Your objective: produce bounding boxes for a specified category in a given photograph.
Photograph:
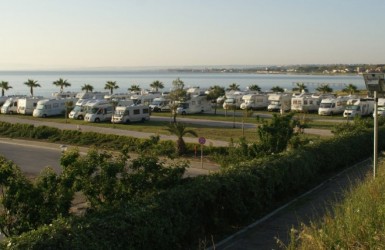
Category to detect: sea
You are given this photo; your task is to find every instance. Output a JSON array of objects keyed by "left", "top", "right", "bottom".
[{"left": 0, "top": 70, "right": 366, "bottom": 98}]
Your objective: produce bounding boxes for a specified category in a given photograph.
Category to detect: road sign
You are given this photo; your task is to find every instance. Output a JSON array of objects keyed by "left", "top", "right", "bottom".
[{"left": 198, "top": 137, "right": 206, "bottom": 145}]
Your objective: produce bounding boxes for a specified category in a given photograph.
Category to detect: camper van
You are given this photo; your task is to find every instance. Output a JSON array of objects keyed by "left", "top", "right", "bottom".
[
  {"left": 17, "top": 96, "right": 45, "bottom": 115},
  {"left": 240, "top": 93, "right": 269, "bottom": 110},
  {"left": 343, "top": 98, "right": 374, "bottom": 118},
  {"left": 267, "top": 93, "right": 292, "bottom": 112},
  {"left": 318, "top": 96, "right": 350, "bottom": 116},
  {"left": 291, "top": 93, "right": 333, "bottom": 113},
  {"left": 131, "top": 93, "right": 161, "bottom": 106},
  {"left": 84, "top": 100, "right": 114, "bottom": 123},
  {"left": 111, "top": 105, "right": 150, "bottom": 123},
  {"left": 33, "top": 98, "right": 76, "bottom": 118},
  {"left": 176, "top": 94, "right": 212, "bottom": 115},
  {"left": 1, "top": 96, "right": 23, "bottom": 114},
  {"left": 149, "top": 97, "right": 171, "bottom": 112},
  {"left": 69, "top": 99, "right": 95, "bottom": 120},
  {"left": 223, "top": 92, "right": 245, "bottom": 110}
]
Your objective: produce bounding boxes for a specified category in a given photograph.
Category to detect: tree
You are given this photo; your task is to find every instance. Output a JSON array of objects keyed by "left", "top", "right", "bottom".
[
  {"left": 0, "top": 81, "right": 12, "bottom": 96},
  {"left": 165, "top": 122, "right": 198, "bottom": 156},
  {"left": 24, "top": 79, "right": 41, "bottom": 96},
  {"left": 168, "top": 78, "right": 186, "bottom": 123},
  {"left": 227, "top": 83, "right": 240, "bottom": 91},
  {"left": 271, "top": 86, "right": 284, "bottom": 92},
  {"left": 292, "top": 82, "right": 308, "bottom": 93},
  {"left": 248, "top": 84, "right": 261, "bottom": 92},
  {"left": 52, "top": 78, "right": 71, "bottom": 93},
  {"left": 207, "top": 85, "right": 225, "bottom": 115},
  {"left": 316, "top": 83, "right": 333, "bottom": 94},
  {"left": 128, "top": 84, "right": 141, "bottom": 93},
  {"left": 81, "top": 84, "right": 94, "bottom": 93},
  {"left": 104, "top": 81, "right": 119, "bottom": 95},
  {"left": 342, "top": 84, "right": 358, "bottom": 95},
  {"left": 257, "top": 113, "right": 296, "bottom": 154},
  {"left": 150, "top": 80, "right": 164, "bottom": 92}
]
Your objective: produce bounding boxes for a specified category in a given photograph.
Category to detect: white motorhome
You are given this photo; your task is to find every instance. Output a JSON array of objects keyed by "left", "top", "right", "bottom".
[
  {"left": 240, "top": 93, "right": 269, "bottom": 110},
  {"left": 1, "top": 96, "right": 23, "bottom": 114},
  {"left": 75, "top": 91, "right": 108, "bottom": 100},
  {"left": 149, "top": 97, "right": 171, "bottom": 112},
  {"left": 33, "top": 98, "right": 77, "bottom": 118},
  {"left": 176, "top": 94, "right": 212, "bottom": 115},
  {"left": 222, "top": 91, "right": 245, "bottom": 110},
  {"left": 84, "top": 100, "right": 115, "bottom": 123},
  {"left": 111, "top": 105, "right": 150, "bottom": 123},
  {"left": 291, "top": 93, "right": 333, "bottom": 113},
  {"left": 69, "top": 99, "right": 94, "bottom": 120},
  {"left": 318, "top": 96, "right": 350, "bottom": 116},
  {"left": 343, "top": 98, "right": 374, "bottom": 118},
  {"left": 267, "top": 93, "right": 292, "bottom": 112},
  {"left": 374, "top": 98, "right": 385, "bottom": 117},
  {"left": 17, "top": 96, "right": 45, "bottom": 115},
  {"left": 131, "top": 93, "right": 161, "bottom": 106}
]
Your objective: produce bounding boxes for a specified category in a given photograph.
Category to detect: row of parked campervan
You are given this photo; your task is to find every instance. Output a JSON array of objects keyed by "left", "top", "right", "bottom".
[{"left": 219, "top": 91, "right": 382, "bottom": 118}]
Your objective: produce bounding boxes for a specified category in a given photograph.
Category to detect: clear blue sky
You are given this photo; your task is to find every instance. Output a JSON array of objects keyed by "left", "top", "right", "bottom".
[{"left": 1, "top": 0, "right": 384, "bottom": 70}]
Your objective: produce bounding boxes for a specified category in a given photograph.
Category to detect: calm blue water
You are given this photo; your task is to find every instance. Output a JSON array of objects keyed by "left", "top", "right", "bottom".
[{"left": 0, "top": 71, "right": 366, "bottom": 98}]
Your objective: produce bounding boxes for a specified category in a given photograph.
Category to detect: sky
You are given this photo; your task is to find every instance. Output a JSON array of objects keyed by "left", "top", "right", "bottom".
[{"left": 1, "top": 0, "right": 384, "bottom": 70}]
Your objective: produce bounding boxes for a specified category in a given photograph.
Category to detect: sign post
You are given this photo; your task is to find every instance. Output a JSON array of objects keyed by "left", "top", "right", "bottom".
[{"left": 198, "top": 137, "right": 206, "bottom": 168}]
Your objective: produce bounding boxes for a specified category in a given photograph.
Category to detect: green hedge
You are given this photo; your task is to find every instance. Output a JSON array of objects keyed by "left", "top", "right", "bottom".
[{"left": 4, "top": 127, "right": 385, "bottom": 249}]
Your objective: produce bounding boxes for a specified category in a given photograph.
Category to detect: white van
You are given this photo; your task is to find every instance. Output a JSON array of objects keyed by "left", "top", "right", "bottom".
[
  {"left": 84, "top": 100, "right": 114, "bottom": 123},
  {"left": 17, "top": 96, "right": 45, "bottom": 115},
  {"left": 1, "top": 97, "right": 22, "bottom": 114},
  {"left": 111, "top": 105, "right": 150, "bottom": 123},
  {"left": 33, "top": 98, "right": 77, "bottom": 118}
]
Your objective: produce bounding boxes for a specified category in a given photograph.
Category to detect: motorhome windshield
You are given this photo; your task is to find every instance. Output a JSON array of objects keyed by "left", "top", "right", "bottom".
[
  {"left": 345, "top": 105, "right": 359, "bottom": 111},
  {"left": 89, "top": 107, "right": 100, "bottom": 114},
  {"left": 73, "top": 105, "right": 83, "bottom": 112},
  {"left": 320, "top": 103, "right": 332, "bottom": 108},
  {"left": 36, "top": 104, "right": 45, "bottom": 110}
]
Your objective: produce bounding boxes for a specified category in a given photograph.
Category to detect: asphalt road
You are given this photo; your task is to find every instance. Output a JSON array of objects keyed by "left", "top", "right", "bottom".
[{"left": 0, "top": 138, "right": 218, "bottom": 178}]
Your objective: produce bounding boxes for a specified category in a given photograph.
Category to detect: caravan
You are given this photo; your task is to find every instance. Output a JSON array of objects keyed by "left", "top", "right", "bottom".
[
  {"left": 17, "top": 96, "right": 45, "bottom": 115},
  {"left": 33, "top": 98, "right": 76, "bottom": 117},
  {"left": 84, "top": 100, "right": 114, "bottom": 123},
  {"left": 1, "top": 96, "right": 26, "bottom": 114},
  {"left": 176, "top": 94, "right": 211, "bottom": 115},
  {"left": 223, "top": 91, "right": 245, "bottom": 110},
  {"left": 318, "top": 96, "right": 350, "bottom": 116},
  {"left": 240, "top": 93, "right": 269, "bottom": 110},
  {"left": 111, "top": 105, "right": 150, "bottom": 123},
  {"left": 149, "top": 97, "right": 171, "bottom": 112},
  {"left": 343, "top": 98, "right": 374, "bottom": 118},
  {"left": 291, "top": 93, "right": 333, "bottom": 113},
  {"left": 267, "top": 93, "right": 292, "bottom": 112}
]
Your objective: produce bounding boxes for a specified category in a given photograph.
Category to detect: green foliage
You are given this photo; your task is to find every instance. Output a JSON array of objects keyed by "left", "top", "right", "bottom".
[
  {"left": 257, "top": 113, "right": 296, "bottom": 154},
  {"left": 165, "top": 122, "right": 198, "bottom": 156},
  {"left": 5, "top": 128, "right": 385, "bottom": 249},
  {"left": 0, "top": 156, "right": 73, "bottom": 237}
]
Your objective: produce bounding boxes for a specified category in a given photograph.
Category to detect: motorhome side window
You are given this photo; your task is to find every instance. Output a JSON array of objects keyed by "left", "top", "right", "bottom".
[
  {"left": 134, "top": 109, "right": 140, "bottom": 115},
  {"left": 143, "top": 108, "right": 149, "bottom": 114}
]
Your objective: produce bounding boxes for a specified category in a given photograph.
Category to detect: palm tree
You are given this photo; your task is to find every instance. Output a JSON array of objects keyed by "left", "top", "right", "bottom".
[
  {"left": 227, "top": 83, "right": 240, "bottom": 91},
  {"left": 342, "top": 84, "right": 358, "bottom": 95},
  {"left": 52, "top": 78, "right": 71, "bottom": 93},
  {"left": 292, "top": 82, "right": 308, "bottom": 93},
  {"left": 0, "top": 81, "right": 12, "bottom": 96},
  {"left": 248, "top": 84, "right": 261, "bottom": 92},
  {"left": 271, "top": 86, "right": 284, "bottom": 93},
  {"left": 81, "top": 84, "right": 94, "bottom": 93},
  {"left": 316, "top": 84, "right": 333, "bottom": 94},
  {"left": 165, "top": 122, "right": 198, "bottom": 156},
  {"left": 104, "top": 81, "right": 119, "bottom": 95},
  {"left": 150, "top": 80, "right": 164, "bottom": 92},
  {"left": 128, "top": 84, "right": 141, "bottom": 93},
  {"left": 24, "top": 79, "right": 41, "bottom": 96}
]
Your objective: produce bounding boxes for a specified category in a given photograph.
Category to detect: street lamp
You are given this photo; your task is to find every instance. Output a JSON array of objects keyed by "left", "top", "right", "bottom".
[{"left": 363, "top": 73, "right": 385, "bottom": 178}]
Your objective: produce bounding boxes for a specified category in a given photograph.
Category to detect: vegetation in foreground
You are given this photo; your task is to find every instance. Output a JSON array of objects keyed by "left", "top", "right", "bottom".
[{"left": 283, "top": 158, "right": 385, "bottom": 249}]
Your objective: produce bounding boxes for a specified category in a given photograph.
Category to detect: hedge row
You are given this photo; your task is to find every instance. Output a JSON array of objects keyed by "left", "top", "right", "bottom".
[
  {"left": 0, "top": 122, "right": 225, "bottom": 157},
  {"left": 5, "top": 127, "right": 385, "bottom": 249}
]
